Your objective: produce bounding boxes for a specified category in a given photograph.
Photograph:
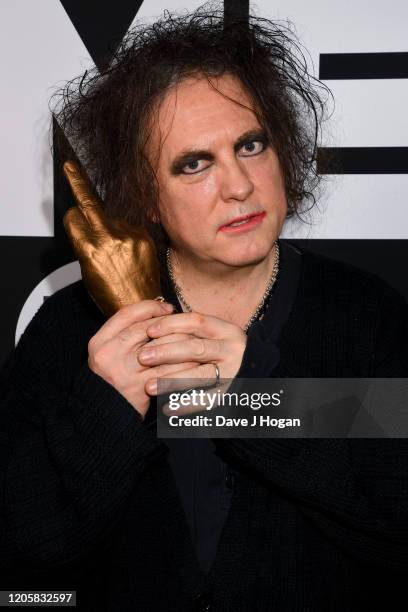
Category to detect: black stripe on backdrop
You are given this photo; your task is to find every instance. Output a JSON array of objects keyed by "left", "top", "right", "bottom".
[
  {"left": 317, "top": 148, "right": 408, "bottom": 174},
  {"left": 224, "top": 0, "right": 249, "bottom": 23},
  {"left": 287, "top": 240, "right": 408, "bottom": 304},
  {"left": 320, "top": 52, "right": 408, "bottom": 80},
  {"left": 59, "top": 0, "right": 142, "bottom": 70}
]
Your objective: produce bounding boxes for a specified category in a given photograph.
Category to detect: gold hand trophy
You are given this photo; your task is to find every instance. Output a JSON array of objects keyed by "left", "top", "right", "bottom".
[{"left": 62, "top": 161, "right": 163, "bottom": 317}]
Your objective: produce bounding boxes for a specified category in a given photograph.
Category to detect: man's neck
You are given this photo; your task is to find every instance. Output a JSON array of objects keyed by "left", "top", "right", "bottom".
[{"left": 169, "top": 244, "right": 278, "bottom": 327}]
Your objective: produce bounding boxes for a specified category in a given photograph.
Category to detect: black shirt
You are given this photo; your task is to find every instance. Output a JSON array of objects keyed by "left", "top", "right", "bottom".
[
  {"left": 161, "top": 240, "right": 302, "bottom": 573},
  {"left": 2, "top": 243, "right": 408, "bottom": 610}
]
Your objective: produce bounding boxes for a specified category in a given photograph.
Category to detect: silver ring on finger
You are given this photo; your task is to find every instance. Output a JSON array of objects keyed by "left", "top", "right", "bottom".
[{"left": 212, "top": 362, "right": 220, "bottom": 387}]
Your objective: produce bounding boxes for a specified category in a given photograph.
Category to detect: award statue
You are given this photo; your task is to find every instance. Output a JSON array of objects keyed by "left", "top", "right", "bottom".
[{"left": 62, "top": 161, "right": 163, "bottom": 317}]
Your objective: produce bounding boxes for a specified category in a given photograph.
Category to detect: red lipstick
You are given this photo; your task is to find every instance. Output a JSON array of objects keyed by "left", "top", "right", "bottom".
[{"left": 218, "top": 211, "right": 266, "bottom": 233}]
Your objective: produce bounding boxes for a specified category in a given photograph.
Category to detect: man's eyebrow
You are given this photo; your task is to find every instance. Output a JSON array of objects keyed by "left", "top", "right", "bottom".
[{"left": 169, "top": 128, "right": 268, "bottom": 175}]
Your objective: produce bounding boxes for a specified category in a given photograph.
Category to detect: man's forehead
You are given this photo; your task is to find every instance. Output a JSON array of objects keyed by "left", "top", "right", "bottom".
[{"left": 154, "top": 74, "right": 260, "bottom": 155}]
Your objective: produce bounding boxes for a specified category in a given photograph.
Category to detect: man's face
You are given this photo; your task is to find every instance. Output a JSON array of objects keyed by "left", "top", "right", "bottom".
[{"left": 150, "top": 74, "right": 288, "bottom": 269}]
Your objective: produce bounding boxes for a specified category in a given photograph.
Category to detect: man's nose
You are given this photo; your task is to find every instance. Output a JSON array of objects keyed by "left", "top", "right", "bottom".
[{"left": 219, "top": 157, "right": 255, "bottom": 202}]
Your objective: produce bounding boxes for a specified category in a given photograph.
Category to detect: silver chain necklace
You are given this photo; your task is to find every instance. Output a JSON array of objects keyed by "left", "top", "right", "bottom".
[{"left": 166, "top": 241, "right": 280, "bottom": 334}]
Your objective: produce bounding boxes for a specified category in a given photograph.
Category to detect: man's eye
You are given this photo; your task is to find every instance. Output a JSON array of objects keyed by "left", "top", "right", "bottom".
[
  {"left": 239, "top": 140, "right": 266, "bottom": 156},
  {"left": 182, "top": 160, "right": 210, "bottom": 174}
]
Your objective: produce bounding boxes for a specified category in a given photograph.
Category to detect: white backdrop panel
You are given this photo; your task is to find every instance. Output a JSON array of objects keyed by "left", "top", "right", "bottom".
[{"left": 1, "top": 0, "right": 91, "bottom": 237}]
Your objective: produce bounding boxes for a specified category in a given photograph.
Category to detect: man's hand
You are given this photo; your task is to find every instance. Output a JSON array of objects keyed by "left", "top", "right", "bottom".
[
  {"left": 63, "top": 161, "right": 161, "bottom": 317},
  {"left": 87, "top": 300, "right": 197, "bottom": 418},
  {"left": 138, "top": 312, "right": 247, "bottom": 396}
]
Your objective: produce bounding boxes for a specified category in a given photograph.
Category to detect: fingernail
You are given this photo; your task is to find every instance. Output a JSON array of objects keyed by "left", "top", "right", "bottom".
[
  {"left": 162, "top": 302, "right": 174, "bottom": 312},
  {"left": 147, "top": 380, "right": 157, "bottom": 394},
  {"left": 139, "top": 348, "right": 155, "bottom": 362}
]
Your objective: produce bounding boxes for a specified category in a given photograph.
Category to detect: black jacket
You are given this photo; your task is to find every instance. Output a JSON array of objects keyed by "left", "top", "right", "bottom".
[{"left": 1, "top": 242, "right": 408, "bottom": 611}]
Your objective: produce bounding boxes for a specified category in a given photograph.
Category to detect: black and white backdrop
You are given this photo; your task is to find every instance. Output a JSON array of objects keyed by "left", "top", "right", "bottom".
[{"left": 1, "top": 0, "right": 407, "bottom": 369}]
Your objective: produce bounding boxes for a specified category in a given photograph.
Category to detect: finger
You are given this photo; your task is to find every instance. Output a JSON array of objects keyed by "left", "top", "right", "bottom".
[
  {"left": 148, "top": 363, "right": 218, "bottom": 395},
  {"left": 90, "top": 301, "right": 175, "bottom": 347},
  {"left": 148, "top": 333, "right": 195, "bottom": 347},
  {"left": 134, "top": 333, "right": 196, "bottom": 367},
  {"left": 146, "top": 312, "right": 237, "bottom": 340},
  {"left": 124, "top": 333, "right": 196, "bottom": 368},
  {"left": 144, "top": 362, "right": 198, "bottom": 395},
  {"left": 138, "top": 337, "right": 223, "bottom": 366},
  {"left": 120, "top": 330, "right": 192, "bottom": 353},
  {"left": 63, "top": 161, "right": 106, "bottom": 232}
]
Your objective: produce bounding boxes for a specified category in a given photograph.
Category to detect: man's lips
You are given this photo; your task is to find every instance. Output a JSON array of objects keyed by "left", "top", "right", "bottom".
[{"left": 218, "top": 211, "right": 266, "bottom": 233}]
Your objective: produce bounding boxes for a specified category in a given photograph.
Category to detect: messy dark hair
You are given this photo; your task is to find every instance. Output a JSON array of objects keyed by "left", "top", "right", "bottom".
[{"left": 52, "top": 4, "right": 332, "bottom": 252}]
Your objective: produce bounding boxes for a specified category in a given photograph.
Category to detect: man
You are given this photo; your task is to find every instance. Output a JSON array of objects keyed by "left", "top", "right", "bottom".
[{"left": 1, "top": 6, "right": 408, "bottom": 611}]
